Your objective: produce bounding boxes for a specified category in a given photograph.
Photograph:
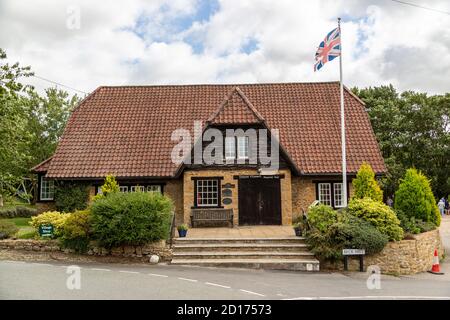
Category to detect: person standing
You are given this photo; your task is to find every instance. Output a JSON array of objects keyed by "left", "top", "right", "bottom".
[{"left": 438, "top": 198, "right": 445, "bottom": 217}]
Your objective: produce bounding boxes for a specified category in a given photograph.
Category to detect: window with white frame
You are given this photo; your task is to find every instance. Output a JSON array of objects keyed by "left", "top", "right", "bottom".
[
  {"left": 333, "top": 183, "right": 344, "bottom": 208},
  {"left": 196, "top": 179, "right": 219, "bottom": 207},
  {"left": 146, "top": 185, "right": 162, "bottom": 193},
  {"left": 237, "top": 136, "right": 249, "bottom": 159},
  {"left": 40, "top": 177, "right": 54, "bottom": 201},
  {"left": 318, "top": 183, "right": 332, "bottom": 206},
  {"left": 225, "top": 136, "right": 236, "bottom": 160},
  {"left": 130, "top": 186, "right": 145, "bottom": 192},
  {"left": 119, "top": 186, "right": 129, "bottom": 193}
]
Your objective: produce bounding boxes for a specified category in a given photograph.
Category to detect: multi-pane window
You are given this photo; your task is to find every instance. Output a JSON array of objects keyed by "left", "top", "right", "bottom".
[
  {"left": 146, "top": 185, "right": 162, "bottom": 193},
  {"left": 40, "top": 178, "right": 54, "bottom": 201},
  {"left": 333, "top": 183, "right": 343, "bottom": 208},
  {"left": 318, "top": 183, "right": 332, "bottom": 206},
  {"left": 130, "top": 186, "right": 145, "bottom": 192},
  {"left": 225, "top": 137, "right": 236, "bottom": 160},
  {"left": 196, "top": 179, "right": 219, "bottom": 207},
  {"left": 237, "top": 136, "right": 249, "bottom": 159},
  {"left": 119, "top": 186, "right": 129, "bottom": 193}
]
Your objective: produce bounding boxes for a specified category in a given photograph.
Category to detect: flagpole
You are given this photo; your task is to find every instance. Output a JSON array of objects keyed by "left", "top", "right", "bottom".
[{"left": 338, "top": 17, "right": 348, "bottom": 207}]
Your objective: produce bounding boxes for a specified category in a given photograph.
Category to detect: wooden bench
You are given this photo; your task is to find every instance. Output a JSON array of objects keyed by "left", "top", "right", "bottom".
[{"left": 190, "top": 208, "right": 234, "bottom": 228}]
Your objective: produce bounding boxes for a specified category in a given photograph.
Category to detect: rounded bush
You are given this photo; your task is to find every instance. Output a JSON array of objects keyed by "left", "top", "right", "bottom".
[
  {"left": 307, "top": 204, "right": 338, "bottom": 233},
  {"left": 0, "top": 220, "right": 19, "bottom": 239},
  {"left": 395, "top": 168, "right": 441, "bottom": 226},
  {"left": 60, "top": 210, "right": 91, "bottom": 253},
  {"left": 91, "top": 191, "right": 173, "bottom": 248},
  {"left": 305, "top": 213, "right": 387, "bottom": 261},
  {"left": 30, "top": 211, "right": 68, "bottom": 237},
  {"left": 347, "top": 198, "right": 404, "bottom": 241}
]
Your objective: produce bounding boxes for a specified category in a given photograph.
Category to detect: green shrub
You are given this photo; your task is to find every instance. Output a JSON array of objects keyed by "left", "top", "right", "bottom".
[
  {"left": 347, "top": 198, "right": 404, "bottom": 241},
  {"left": 30, "top": 211, "right": 69, "bottom": 237},
  {"left": 0, "top": 206, "right": 37, "bottom": 218},
  {"left": 306, "top": 213, "right": 387, "bottom": 261},
  {"left": 92, "top": 174, "right": 120, "bottom": 201},
  {"left": 55, "top": 181, "right": 90, "bottom": 213},
  {"left": 337, "top": 213, "right": 388, "bottom": 255},
  {"left": 307, "top": 204, "right": 338, "bottom": 233},
  {"left": 394, "top": 168, "right": 441, "bottom": 226},
  {"left": 0, "top": 220, "right": 19, "bottom": 239},
  {"left": 397, "top": 210, "right": 421, "bottom": 234},
  {"left": 60, "top": 210, "right": 91, "bottom": 253},
  {"left": 91, "top": 191, "right": 173, "bottom": 248},
  {"left": 352, "top": 163, "right": 383, "bottom": 202}
]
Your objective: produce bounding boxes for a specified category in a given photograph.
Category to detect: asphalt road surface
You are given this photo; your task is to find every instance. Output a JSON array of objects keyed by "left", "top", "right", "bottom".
[{"left": 1, "top": 259, "right": 449, "bottom": 300}]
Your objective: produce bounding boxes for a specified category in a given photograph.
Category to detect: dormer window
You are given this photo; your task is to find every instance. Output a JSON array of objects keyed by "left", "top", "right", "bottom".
[
  {"left": 237, "top": 136, "right": 249, "bottom": 159},
  {"left": 225, "top": 136, "right": 236, "bottom": 160}
]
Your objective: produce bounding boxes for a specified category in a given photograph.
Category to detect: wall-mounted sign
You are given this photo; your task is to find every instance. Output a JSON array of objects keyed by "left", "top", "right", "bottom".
[
  {"left": 222, "top": 198, "right": 232, "bottom": 205},
  {"left": 222, "top": 189, "right": 232, "bottom": 197}
]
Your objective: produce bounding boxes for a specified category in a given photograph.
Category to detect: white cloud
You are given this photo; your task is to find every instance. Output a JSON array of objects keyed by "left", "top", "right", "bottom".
[{"left": 1, "top": 0, "right": 449, "bottom": 95}]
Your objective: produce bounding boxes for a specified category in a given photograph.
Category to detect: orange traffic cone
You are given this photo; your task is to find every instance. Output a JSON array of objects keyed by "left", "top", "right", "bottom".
[{"left": 428, "top": 249, "right": 444, "bottom": 275}]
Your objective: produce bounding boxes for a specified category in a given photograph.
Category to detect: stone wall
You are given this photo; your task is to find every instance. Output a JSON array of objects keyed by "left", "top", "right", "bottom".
[
  {"left": 0, "top": 239, "right": 173, "bottom": 262},
  {"left": 35, "top": 202, "right": 56, "bottom": 214},
  {"left": 183, "top": 168, "right": 293, "bottom": 226},
  {"left": 322, "top": 229, "right": 444, "bottom": 275}
]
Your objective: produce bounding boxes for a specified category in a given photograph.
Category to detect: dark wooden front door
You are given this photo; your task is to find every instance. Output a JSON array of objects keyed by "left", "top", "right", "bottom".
[{"left": 238, "top": 176, "right": 282, "bottom": 225}]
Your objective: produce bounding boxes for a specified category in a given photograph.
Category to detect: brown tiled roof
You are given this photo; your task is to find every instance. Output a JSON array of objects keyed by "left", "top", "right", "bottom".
[
  {"left": 208, "top": 87, "right": 264, "bottom": 125},
  {"left": 31, "top": 157, "right": 52, "bottom": 173},
  {"left": 45, "top": 82, "right": 386, "bottom": 178}
]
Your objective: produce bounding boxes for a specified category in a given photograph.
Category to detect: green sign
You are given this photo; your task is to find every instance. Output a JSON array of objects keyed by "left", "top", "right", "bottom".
[{"left": 39, "top": 224, "right": 54, "bottom": 237}]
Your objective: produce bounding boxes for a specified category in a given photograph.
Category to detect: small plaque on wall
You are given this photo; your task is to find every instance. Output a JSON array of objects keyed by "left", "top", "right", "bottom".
[
  {"left": 222, "top": 198, "right": 232, "bottom": 205},
  {"left": 222, "top": 189, "right": 232, "bottom": 197},
  {"left": 222, "top": 183, "right": 235, "bottom": 188}
]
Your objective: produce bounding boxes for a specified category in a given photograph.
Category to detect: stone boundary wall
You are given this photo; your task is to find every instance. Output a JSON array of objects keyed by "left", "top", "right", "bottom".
[
  {"left": 0, "top": 239, "right": 173, "bottom": 262},
  {"left": 323, "top": 229, "right": 444, "bottom": 275}
]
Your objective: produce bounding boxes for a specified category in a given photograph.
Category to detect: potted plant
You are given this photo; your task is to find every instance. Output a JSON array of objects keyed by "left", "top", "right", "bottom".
[
  {"left": 177, "top": 224, "right": 189, "bottom": 238},
  {"left": 292, "top": 222, "right": 302, "bottom": 237}
]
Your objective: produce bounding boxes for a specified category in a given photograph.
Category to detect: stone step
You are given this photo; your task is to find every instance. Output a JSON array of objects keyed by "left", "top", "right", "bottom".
[
  {"left": 172, "top": 243, "right": 310, "bottom": 252},
  {"left": 173, "top": 237, "right": 306, "bottom": 245},
  {"left": 172, "top": 251, "right": 315, "bottom": 260},
  {"left": 170, "top": 258, "right": 320, "bottom": 271}
]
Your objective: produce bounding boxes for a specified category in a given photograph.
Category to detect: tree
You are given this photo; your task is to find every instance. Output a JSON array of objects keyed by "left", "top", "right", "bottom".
[
  {"left": 352, "top": 163, "right": 383, "bottom": 202},
  {"left": 394, "top": 168, "right": 441, "bottom": 226},
  {"left": 0, "top": 49, "right": 33, "bottom": 202},
  {"left": 353, "top": 86, "right": 450, "bottom": 198},
  {"left": 93, "top": 175, "right": 120, "bottom": 201},
  {"left": 0, "top": 48, "right": 81, "bottom": 205}
]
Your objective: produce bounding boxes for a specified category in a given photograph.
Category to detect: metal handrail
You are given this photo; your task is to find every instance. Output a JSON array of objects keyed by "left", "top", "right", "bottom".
[{"left": 168, "top": 211, "right": 176, "bottom": 249}]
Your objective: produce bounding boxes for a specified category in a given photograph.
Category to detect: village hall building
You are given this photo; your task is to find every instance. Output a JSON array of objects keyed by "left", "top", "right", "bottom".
[{"left": 31, "top": 82, "right": 386, "bottom": 227}]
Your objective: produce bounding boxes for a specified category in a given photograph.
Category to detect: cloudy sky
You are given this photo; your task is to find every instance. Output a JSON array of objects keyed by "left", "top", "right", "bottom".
[{"left": 1, "top": 0, "right": 449, "bottom": 96}]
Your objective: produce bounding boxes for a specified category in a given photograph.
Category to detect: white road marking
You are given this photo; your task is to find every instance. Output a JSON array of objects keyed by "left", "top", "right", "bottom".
[
  {"left": 284, "top": 296, "right": 450, "bottom": 300},
  {"left": 148, "top": 273, "right": 169, "bottom": 278},
  {"left": 119, "top": 270, "right": 139, "bottom": 274},
  {"left": 239, "top": 289, "right": 266, "bottom": 297},
  {"left": 31, "top": 263, "right": 53, "bottom": 267},
  {"left": 178, "top": 277, "right": 198, "bottom": 282},
  {"left": 2, "top": 260, "right": 25, "bottom": 264},
  {"left": 205, "top": 282, "right": 231, "bottom": 289},
  {"left": 91, "top": 268, "right": 111, "bottom": 272}
]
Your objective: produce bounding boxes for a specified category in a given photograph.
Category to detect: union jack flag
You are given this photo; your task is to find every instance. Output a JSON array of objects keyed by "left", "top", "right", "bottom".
[{"left": 314, "top": 27, "right": 341, "bottom": 71}]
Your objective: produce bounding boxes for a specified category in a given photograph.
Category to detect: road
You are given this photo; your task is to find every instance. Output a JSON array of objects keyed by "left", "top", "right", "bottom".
[{"left": 1, "top": 259, "right": 449, "bottom": 300}]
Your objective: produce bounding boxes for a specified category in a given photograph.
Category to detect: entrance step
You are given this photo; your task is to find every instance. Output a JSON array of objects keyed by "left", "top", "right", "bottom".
[
  {"left": 171, "top": 237, "right": 319, "bottom": 271},
  {"left": 173, "top": 237, "right": 306, "bottom": 245},
  {"left": 172, "top": 251, "right": 315, "bottom": 260},
  {"left": 172, "top": 243, "right": 310, "bottom": 252},
  {"left": 170, "top": 258, "right": 320, "bottom": 271}
]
